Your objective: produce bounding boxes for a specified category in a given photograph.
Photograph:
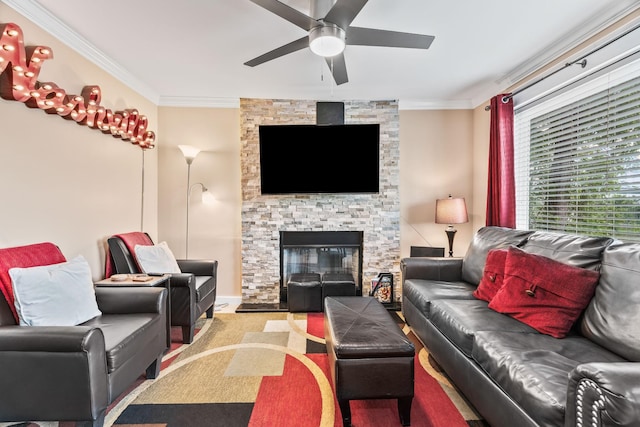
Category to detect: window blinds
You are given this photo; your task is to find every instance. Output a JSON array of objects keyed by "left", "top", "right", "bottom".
[{"left": 514, "top": 59, "right": 640, "bottom": 242}]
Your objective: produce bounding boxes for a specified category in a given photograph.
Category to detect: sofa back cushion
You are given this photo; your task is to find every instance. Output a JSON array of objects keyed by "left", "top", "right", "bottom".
[
  {"left": 461, "top": 227, "right": 534, "bottom": 286},
  {"left": 581, "top": 242, "right": 640, "bottom": 361},
  {"left": 520, "top": 230, "right": 613, "bottom": 270}
]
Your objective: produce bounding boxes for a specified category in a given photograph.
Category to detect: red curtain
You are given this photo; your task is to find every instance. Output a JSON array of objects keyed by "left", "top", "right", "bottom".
[{"left": 486, "top": 94, "right": 516, "bottom": 228}]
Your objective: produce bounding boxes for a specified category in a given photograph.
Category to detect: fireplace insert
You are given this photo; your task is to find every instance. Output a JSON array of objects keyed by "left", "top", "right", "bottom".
[{"left": 279, "top": 231, "right": 363, "bottom": 303}]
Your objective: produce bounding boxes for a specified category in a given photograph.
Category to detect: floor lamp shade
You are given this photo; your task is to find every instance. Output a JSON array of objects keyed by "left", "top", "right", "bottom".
[
  {"left": 435, "top": 195, "right": 468, "bottom": 257},
  {"left": 178, "top": 145, "right": 201, "bottom": 164}
]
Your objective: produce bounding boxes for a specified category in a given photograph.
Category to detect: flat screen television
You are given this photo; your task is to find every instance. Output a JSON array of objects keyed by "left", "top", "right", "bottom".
[{"left": 259, "top": 124, "right": 380, "bottom": 195}]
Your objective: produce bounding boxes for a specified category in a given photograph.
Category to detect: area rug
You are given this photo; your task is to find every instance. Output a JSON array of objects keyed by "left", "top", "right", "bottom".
[{"left": 3, "top": 311, "right": 487, "bottom": 427}]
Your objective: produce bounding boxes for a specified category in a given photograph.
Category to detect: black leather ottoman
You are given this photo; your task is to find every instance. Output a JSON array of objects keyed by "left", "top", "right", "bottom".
[
  {"left": 324, "top": 296, "right": 415, "bottom": 427},
  {"left": 321, "top": 273, "right": 356, "bottom": 303},
  {"left": 287, "top": 273, "right": 322, "bottom": 312}
]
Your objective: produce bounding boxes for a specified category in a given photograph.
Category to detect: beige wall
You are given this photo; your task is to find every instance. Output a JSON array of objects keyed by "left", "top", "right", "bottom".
[
  {"left": 157, "top": 107, "right": 241, "bottom": 302},
  {"left": 0, "top": 6, "right": 159, "bottom": 279},
  {"left": 472, "top": 103, "right": 491, "bottom": 231},
  {"left": 399, "top": 109, "right": 477, "bottom": 258}
]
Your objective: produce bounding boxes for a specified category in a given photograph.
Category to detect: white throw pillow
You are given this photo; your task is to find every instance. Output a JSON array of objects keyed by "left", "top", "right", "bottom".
[
  {"left": 134, "top": 241, "right": 181, "bottom": 274},
  {"left": 10, "top": 255, "right": 102, "bottom": 326}
]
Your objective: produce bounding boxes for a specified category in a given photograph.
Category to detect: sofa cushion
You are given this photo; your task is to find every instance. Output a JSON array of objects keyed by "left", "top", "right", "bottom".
[
  {"left": 472, "top": 330, "right": 625, "bottom": 427},
  {"left": 461, "top": 227, "right": 534, "bottom": 286},
  {"left": 10, "top": 255, "right": 102, "bottom": 326},
  {"left": 429, "top": 299, "right": 537, "bottom": 357},
  {"left": 83, "top": 313, "right": 162, "bottom": 373},
  {"left": 472, "top": 248, "right": 508, "bottom": 302},
  {"left": 520, "top": 230, "right": 613, "bottom": 270},
  {"left": 488, "top": 247, "right": 600, "bottom": 338},
  {"left": 402, "top": 278, "right": 475, "bottom": 318},
  {"left": 581, "top": 242, "right": 640, "bottom": 361}
]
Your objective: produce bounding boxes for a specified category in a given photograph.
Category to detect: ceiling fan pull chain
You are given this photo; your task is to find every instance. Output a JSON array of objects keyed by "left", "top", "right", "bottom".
[{"left": 330, "top": 57, "right": 335, "bottom": 96}]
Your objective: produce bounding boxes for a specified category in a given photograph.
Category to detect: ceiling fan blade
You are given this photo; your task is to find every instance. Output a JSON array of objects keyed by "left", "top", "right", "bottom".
[
  {"left": 325, "top": 53, "right": 348, "bottom": 85},
  {"left": 244, "top": 36, "right": 309, "bottom": 67},
  {"left": 250, "top": 0, "right": 317, "bottom": 30},
  {"left": 324, "top": 0, "right": 369, "bottom": 30},
  {"left": 346, "top": 26, "right": 434, "bottom": 49}
]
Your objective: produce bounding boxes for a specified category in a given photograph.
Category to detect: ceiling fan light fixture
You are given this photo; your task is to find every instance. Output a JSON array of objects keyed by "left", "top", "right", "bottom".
[{"left": 309, "top": 25, "right": 346, "bottom": 57}]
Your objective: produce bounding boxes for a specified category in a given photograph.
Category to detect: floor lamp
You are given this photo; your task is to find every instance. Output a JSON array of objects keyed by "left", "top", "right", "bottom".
[
  {"left": 435, "top": 195, "right": 469, "bottom": 257},
  {"left": 140, "top": 148, "right": 146, "bottom": 231},
  {"left": 178, "top": 144, "right": 201, "bottom": 259}
]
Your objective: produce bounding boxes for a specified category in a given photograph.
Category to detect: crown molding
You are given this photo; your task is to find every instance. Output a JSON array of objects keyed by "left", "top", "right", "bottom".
[
  {"left": 158, "top": 96, "right": 241, "bottom": 109},
  {"left": 399, "top": 99, "right": 473, "bottom": 110},
  {"left": 160, "top": 97, "right": 470, "bottom": 110},
  {"left": 2, "top": 0, "right": 160, "bottom": 104}
]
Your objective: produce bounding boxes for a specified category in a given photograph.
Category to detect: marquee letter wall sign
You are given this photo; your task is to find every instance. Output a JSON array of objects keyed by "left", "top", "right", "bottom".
[{"left": 0, "top": 22, "right": 155, "bottom": 149}]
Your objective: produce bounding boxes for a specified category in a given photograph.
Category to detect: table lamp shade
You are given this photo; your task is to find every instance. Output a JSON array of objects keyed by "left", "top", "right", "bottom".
[{"left": 435, "top": 197, "right": 468, "bottom": 224}]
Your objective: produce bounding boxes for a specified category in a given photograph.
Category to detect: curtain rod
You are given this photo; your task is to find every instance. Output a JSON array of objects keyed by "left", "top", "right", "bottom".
[{"left": 501, "top": 21, "right": 640, "bottom": 104}]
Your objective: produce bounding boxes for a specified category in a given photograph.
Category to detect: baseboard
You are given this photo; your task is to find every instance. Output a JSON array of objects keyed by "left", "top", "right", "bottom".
[{"left": 214, "top": 295, "right": 242, "bottom": 311}]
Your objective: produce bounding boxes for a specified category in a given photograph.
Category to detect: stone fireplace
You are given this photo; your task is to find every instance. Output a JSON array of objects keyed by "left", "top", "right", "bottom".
[{"left": 239, "top": 98, "right": 400, "bottom": 307}]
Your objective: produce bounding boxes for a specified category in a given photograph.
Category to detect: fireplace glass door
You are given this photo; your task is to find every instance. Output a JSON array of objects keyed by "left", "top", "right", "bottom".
[{"left": 279, "top": 231, "right": 363, "bottom": 302}]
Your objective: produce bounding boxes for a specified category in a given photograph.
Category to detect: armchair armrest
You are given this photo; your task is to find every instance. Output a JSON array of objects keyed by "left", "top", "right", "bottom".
[
  {"left": 177, "top": 259, "right": 218, "bottom": 277},
  {"left": 401, "top": 257, "right": 463, "bottom": 282},
  {"left": 95, "top": 286, "right": 167, "bottom": 314},
  {"left": 167, "top": 272, "right": 196, "bottom": 289},
  {"left": 0, "top": 325, "right": 109, "bottom": 421},
  {"left": 0, "top": 325, "right": 104, "bottom": 352},
  {"left": 566, "top": 362, "right": 640, "bottom": 427}
]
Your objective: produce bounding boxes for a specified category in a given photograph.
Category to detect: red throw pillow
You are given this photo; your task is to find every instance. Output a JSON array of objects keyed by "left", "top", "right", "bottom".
[
  {"left": 473, "top": 248, "right": 508, "bottom": 302},
  {"left": 488, "top": 246, "right": 600, "bottom": 338}
]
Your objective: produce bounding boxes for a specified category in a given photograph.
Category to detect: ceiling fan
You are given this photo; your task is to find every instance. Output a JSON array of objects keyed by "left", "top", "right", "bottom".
[{"left": 244, "top": 0, "right": 435, "bottom": 85}]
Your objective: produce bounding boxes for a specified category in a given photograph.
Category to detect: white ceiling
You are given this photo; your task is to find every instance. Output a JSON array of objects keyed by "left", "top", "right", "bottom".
[{"left": 6, "top": 0, "right": 640, "bottom": 108}]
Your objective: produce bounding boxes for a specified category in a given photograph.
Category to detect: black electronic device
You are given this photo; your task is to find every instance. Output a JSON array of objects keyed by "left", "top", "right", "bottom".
[
  {"left": 259, "top": 123, "right": 380, "bottom": 195},
  {"left": 317, "top": 102, "right": 344, "bottom": 125}
]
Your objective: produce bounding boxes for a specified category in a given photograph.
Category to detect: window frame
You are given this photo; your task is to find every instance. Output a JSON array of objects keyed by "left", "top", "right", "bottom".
[{"left": 514, "top": 58, "right": 640, "bottom": 241}]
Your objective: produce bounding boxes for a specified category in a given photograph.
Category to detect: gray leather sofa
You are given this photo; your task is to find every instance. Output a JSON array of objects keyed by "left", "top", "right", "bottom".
[
  {"left": 402, "top": 226, "right": 640, "bottom": 427},
  {"left": 0, "top": 285, "right": 168, "bottom": 427}
]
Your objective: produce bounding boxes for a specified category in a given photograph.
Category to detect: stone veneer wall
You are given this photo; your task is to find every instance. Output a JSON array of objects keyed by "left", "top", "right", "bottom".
[{"left": 240, "top": 98, "right": 400, "bottom": 304}]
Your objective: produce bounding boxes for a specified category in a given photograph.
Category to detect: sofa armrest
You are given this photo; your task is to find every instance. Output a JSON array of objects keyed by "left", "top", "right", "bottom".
[
  {"left": 0, "top": 325, "right": 109, "bottom": 420},
  {"left": 95, "top": 286, "right": 167, "bottom": 314},
  {"left": 566, "top": 362, "right": 640, "bottom": 427},
  {"left": 177, "top": 259, "right": 218, "bottom": 277},
  {"left": 400, "top": 257, "right": 463, "bottom": 282}
]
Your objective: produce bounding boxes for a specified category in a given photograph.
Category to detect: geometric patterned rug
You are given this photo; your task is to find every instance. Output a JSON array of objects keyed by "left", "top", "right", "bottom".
[{"left": 2, "top": 310, "right": 488, "bottom": 427}]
